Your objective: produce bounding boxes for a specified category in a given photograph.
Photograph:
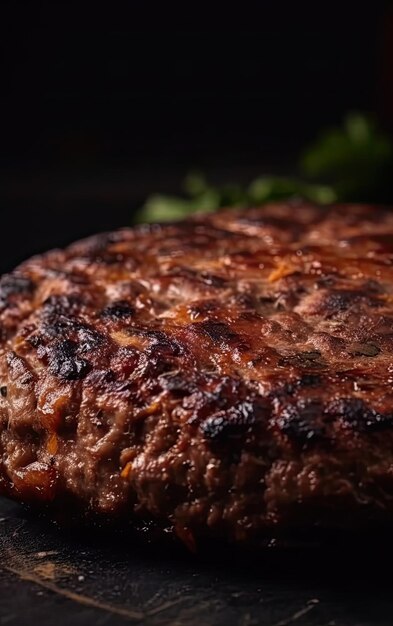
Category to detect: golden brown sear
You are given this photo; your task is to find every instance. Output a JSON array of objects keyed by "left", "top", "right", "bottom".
[{"left": 2, "top": 202, "right": 393, "bottom": 545}]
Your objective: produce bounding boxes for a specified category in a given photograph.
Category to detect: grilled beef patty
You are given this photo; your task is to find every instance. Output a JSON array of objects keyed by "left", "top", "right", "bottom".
[{"left": 2, "top": 202, "right": 393, "bottom": 545}]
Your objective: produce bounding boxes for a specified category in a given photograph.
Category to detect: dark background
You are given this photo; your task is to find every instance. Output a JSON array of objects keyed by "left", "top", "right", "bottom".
[{"left": 1, "top": 3, "right": 392, "bottom": 273}]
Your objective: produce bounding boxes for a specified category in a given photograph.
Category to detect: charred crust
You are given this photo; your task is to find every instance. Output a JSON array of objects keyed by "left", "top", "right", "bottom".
[
  {"left": 325, "top": 398, "right": 393, "bottom": 433},
  {"left": 38, "top": 295, "right": 106, "bottom": 351},
  {"left": 200, "top": 400, "right": 267, "bottom": 443},
  {"left": 308, "top": 289, "right": 381, "bottom": 318},
  {"left": 321, "top": 291, "right": 355, "bottom": 316},
  {"left": 158, "top": 372, "right": 196, "bottom": 397},
  {"left": 185, "top": 376, "right": 252, "bottom": 425},
  {"left": 0, "top": 274, "right": 35, "bottom": 297},
  {"left": 145, "top": 335, "right": 185, "bottom": 359},
  {"left": 187, "top": 300, "right": 220, "bottom": 320},
  {"left": 0, "top": 274, "right": 35, "bottom": 308},
  {"left": 87, "top": 368, "right": 117, "bottom": 388},
  {"left": 77, "top": 327, "right": 106, "bottom": 353},
  {"left": 277, "top": 400, "right": 327, "bottom": 446},
  {"left": 193, "top": 320, "right": 239, "bottom": 344},
  {"left": 40, "top": 299, "right": 86, "bottom": 337},
  {"left": 42, "top": 294, "right": 83, "bottom": 316},
  {"left": 47, "top": 339, "right": 91, "bottom": 381},
  {"left": 271, "top": 374, "right": 323, "bottom": 401},
  {"left": 100, "top": 301, "right": 135, "bottom": 319},
  {"left": 278, "top": 350, "right": 327, "bottom": 370}
]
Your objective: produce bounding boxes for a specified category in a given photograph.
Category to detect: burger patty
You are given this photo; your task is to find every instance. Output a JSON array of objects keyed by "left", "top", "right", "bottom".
[{"left": 2, "top": 202, "right": 393, "bottom": 546}]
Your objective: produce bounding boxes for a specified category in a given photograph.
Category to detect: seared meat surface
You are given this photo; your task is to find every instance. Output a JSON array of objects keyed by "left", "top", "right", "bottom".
[{"left": 2, "top": 202, "right": 393, "bottom": 544}]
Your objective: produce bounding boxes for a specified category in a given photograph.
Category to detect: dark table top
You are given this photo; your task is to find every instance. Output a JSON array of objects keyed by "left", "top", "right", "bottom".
[{"left": 1, "top": 497, "right": 393, "bottom": 626}]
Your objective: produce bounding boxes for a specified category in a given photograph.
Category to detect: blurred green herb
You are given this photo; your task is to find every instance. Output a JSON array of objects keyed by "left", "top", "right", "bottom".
[
  {"left": 138, "top": 113, "right": 393, "bottom": 223},
  {"left": 300, "top": 113, "right": 393, "bottom": 202}
]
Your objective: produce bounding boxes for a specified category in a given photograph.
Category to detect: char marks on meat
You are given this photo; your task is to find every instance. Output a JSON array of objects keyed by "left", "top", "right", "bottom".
[{"left": 2, "top": 202, "right": 393, "bottom": 544}]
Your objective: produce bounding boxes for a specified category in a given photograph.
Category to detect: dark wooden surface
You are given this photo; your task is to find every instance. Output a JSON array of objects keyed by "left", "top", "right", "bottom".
[{"left": 1, "top": 497, "right": 393, "bottom": 625}]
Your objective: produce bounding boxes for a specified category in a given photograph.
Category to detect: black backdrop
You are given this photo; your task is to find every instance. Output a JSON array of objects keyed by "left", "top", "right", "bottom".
[{"left": 0, "top": 3, "right": 390, "bottom": 272}]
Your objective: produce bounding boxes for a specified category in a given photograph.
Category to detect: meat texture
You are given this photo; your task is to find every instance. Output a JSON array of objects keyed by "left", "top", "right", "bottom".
[{"left": 2, "top": 202, "right": 393, "bottom": 545}]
